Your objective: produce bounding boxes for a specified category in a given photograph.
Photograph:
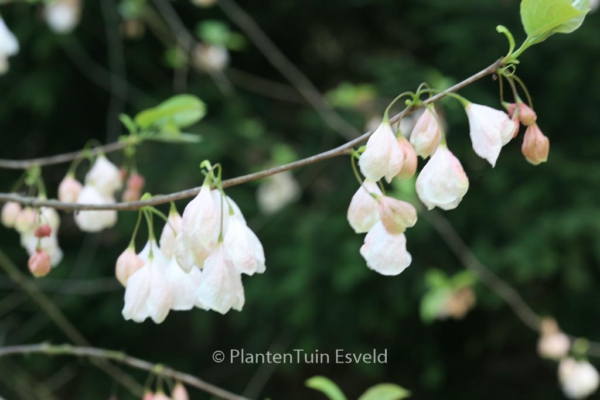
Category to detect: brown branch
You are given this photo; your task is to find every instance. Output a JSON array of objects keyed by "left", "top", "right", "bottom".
[
  {"left": 218, "top": 0, "right": 361, "bottom": 140},
  {"left": 422, "top": 209, "right": 600, "bottom": 358},
  {"left": 0, "top": 58, "right": 503, "bottom": 211},
  {"left": 0, "top": 343, "right": 250, "bottom": 400},
  {"left": 0, "top": 141, "right": 126, "bottom": 170}
]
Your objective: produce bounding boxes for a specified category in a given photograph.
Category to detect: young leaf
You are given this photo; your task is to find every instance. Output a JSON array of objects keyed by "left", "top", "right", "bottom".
[
  {"left": 305, "top": 376, "right": 347, "bottom": 400},
  {"left": 420, "top": 289, "right": 451, "bottom": 324},
  {"left": 553, "top": 0, "right": 591, "bottom": 34},
  {"left": 521, "top": 0, "right": 584, "bottom": 40},
  {"left": 119, "top": 114, "right": 137, "bottom": 134},
  {"left": 135, "top": 95, "right": 206, "bottom": 129},
  {"left": 358, "top": 384, "right": 411, "bottom": 400}
]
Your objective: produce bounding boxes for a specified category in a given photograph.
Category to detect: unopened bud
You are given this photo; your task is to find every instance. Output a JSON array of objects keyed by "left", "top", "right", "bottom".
[
  {"left": 522, "top": 123, "right": 549, "bottom": 165},
  {"left": 127, "top": 172, "right": 145, "bottom": 191},
  {"left": 28, "top": 250, "right": 52, "bottom": 278},
  {"left": 396, "top": 137, "right": 418, "bottom": 179},
  {"left": 58, "top": 175, "right": 83, "bottom": 203},
  {"left": 34, "top": 224, "right": 52, "bottom": 238},
  {"left": 517, "top": 102, "right": 537, "bottom": 126},
  {"left": 1, "top": 201, "right": 22, "bottom": 228}
]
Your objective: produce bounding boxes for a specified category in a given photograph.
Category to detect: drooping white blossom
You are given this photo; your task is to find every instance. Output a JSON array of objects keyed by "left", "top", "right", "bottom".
[
  {"left": 85, "top": 155, "right": 123, "bottom": 196},
  {"left": 465, "top": 103, "right": 516, "bottom": 167},
  {"left": 359, "top": 119, "right": 404, "bottom": 183},
  {"left": 1, "top": 202, "right": 22, "bottom": 228},
  {"left": 416, "top": 145, "right": 469, "bottom": 211},
  {"left": 74, "top": 185, "right": 118, "bottom": 232},
  {"left": 159, "top": 208, "right": 183, "bottom": 259},
  {"left": 196, "top": 244, "right": 245, "bottom": 314},
  {"left": 122, "top": 245, "right": 173, "bottom": 324},
  {"left": 410, "top": 107, "right": 442, "bottom": 159},
  {"left": 347, "top": 180, "right": 382, "bottom": 234},
  {"left": 360, "top": 221, "right": 412, "bottom": 276},
  {"left": 58, "top": 175, "right": 83, "bottom": 203},
  {"left": 397, "top": 136, "right": 418, "bottom": 179},
  {"left": 14, "top": 207, "right": 36, "bottom": 234},
  {"left": 559, "top": 358, "right": 600, "bottom": 399},
  {"left": 538, "top": 332, "right": 571, "bottom": 360},
  {"left": 115, "top": 247, "right": 144, "bottom": 287},
  {"left": 21, "top": 232, "right": 63, "bottom": 267},
  {"left": 256, "top": 171, "right": 301, "bottom": 215},
  {"left": 165, "top": 257, "right": 196, "bottom": 311},
  {"left": 44, "top": 0, "right": 82, "bottom": 34},
  {"left": 0, "top": 17, "right": 19, "bottom": 75},
  {"left": 223, "top": 216, "right": 266, "bottom": 276}
]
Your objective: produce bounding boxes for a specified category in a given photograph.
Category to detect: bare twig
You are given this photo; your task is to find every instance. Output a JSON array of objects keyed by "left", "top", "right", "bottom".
[
  {"left": 422, "top": 209, "right": 600, "bottom": 358},
  {"left": 0, "top": 58, "right": 503, "bottom": 210},
  {"left": 0, "top": 343, "right": 250, "bottom": 400},
  {"left": 218, "top": 0, "right": 360, "bottom": 140},
  {"left": 0, "top": 249, "right": 144, "bottom": 396}
]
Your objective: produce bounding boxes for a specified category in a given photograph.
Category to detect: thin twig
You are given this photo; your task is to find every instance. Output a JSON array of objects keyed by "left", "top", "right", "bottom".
[
  {"left": 218, "top": 0, "right": 360, "bottom": 140},
  {"left": 0, "top": 59, "right": 503, "bottom": 210},
  {"left": 0, "top": 343, "right": 250, "bottom": 400},
  {"left": 422, "top": 209, "right": 600, "bottom": 358}
]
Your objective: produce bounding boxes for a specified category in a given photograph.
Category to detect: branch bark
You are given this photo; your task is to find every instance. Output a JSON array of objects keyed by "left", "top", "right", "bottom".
[{"left": 0, "top": 58, "right": 503, "bottom": 211}]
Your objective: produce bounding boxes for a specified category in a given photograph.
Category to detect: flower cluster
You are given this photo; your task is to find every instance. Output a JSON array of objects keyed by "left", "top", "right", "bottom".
[
  {"left": 122, "top": 167, "right": 265, "bottom": 323},
  {"left": 537, "top": 318, "right": 599, "bottom": 399},
  {"left": 2, "top": 201, "right": 62, "bottom": 277}
]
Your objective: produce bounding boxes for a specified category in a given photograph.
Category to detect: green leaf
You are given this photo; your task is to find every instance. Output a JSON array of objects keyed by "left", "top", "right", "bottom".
[
  {"left": 521, "top": 0, "right": 585, "bottom": 40},
  {"left": 554, "top": 0, "right": 591, "bottom": 34},
  {"left": 119, "top": 114, "right": 137, "bottom": 134},
  {"left": 358, "top": 384, "right": 411, "bottom": 400},
  {"left": 134, "top": 95, "right": 206, "bottom": 129},
  {"left": 420, "top": 289, "right": 451, "bottom": 324},
  {"left": 305, "top": 376, "right": 347, "bottom": 400},
  {"left": 450, "top": 271, "right": 477, "bottom": 289},
  {"left": 148, "top": 132, "right": 202, "bottom": 143},
  {"left": 424, "top": 269, "right": 449, "bottom": 289},
  {"left": 197, "top": 20, "right": 232, "bottom": 47}
]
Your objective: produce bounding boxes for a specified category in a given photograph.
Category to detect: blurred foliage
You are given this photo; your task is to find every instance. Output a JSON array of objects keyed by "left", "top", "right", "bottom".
[{"left": 0, "top": 0, "right": 599, "bottom": 399}]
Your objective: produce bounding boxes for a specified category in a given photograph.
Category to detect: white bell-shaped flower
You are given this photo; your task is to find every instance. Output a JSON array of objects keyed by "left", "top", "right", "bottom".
[
  {"left": 196, "top": 244, "right": 245, "bottom": 314},
  {"left": 359, "top": 120, "right": 404, "bottom": 183},
  {"left": 115, "top": 247, "right": 144, "bottom": 287},
  {"left": 193, "top": 44, "right": 229, "bottom": 72},
  {"left": 360, "top": 221, "right": 412, "bottom": 276},
  {"left": 177, "top": 185, "right": 220, "bottom": 271},
  {"left": 165, "top": 257, "right": 196, "bottom": 311},
  {"left": 347, "top": 180, "right": 382, "bottom": 234},
  {"left": 21, "top": 232, "right": 63, "bottom": 267},
  {"left": 410, "top": 107, "right": 442, "bottom": 159},
  {"left": 14, "top": 207, "right": 36, "bottom": 234},
  {"left": 159, "top": 208, "right": 182, "bottom": 259},
  {"left": 538, "top": 332, "right": 570, "bottom": 360},
  {"left": 74, "top": 185, "right": 118, "bottom": 232},
  {"left": 256, "top": 171, "right": 301, "bottom": 215},
  {"left": 85, "top": 155, "right": 123, "bottom": 196},
  {"left": 44, "top": 0, "right": 81, "bottom": 34},
  {"left": 224, "top": 216, "right": 266, "bottom": 276},
  {"left": 58, "top": 175, "right": 83, "bottom": 203},
  {"left": 38, "top": 206, "right": 61, "bottom": 232},
  {"left": 0, "top": 17, "right": 19, "bottom": 75},
  {"left": 416, "top": 145, "right": 469, "bottom": 210},
  {"left": 122, "top": 244, "right": 173, "bottom": 323},
  {"left": 559, "top": 358, "right": 600, "bottom": 399},
  {"left": 2, "top": 202, "right": 22, "bottom": 228},
  {"left": 465, "top": 103, "right": 516, "bottom": 167}
]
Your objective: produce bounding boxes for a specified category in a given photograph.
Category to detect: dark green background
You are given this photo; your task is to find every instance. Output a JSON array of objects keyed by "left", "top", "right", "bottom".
[{"left": 0, "top": 0, "right": 599, "bottom": 399}]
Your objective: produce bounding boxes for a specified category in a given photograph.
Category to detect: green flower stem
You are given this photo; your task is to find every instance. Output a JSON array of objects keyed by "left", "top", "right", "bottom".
[{"left": 129, "top": 210, "right": 144, "bottom": 248}]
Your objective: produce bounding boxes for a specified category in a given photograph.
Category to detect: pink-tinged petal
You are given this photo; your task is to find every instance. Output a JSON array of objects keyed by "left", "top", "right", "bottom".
[
  {"left": 559, "top": 358, "right": 600, "bottom": 399},
  {"left": 410, "top": 107, "right": 442, "bottom": 158},
  {"left": 397, "top": 137, "right": 418, "bottom": 179},
  {"left": 172, "top": 382, "right": 189, "bottom": 400},
  {"left": 58, "top": 175, "right": 83, "bottom": 203},
  {"left": 378, "top": 196, "right": 417, "bottom": 234},
  {"left": 1, "top": 202, "right": 21, "bottom": 228},
  {"left": 359, "top": 222, "right": 412, "bottom": 276},
  {"left": 115, "top": 247, "right": 144, "bottom": 287},
  {"left": 360, "top": 121, "right": 403, "bottom": 182},
  {"left": 165, "top": 258, "right": 196, "bottom": 311},
  {"left": 347, "top": 180, "right": 382, "bottom": 233},
  {"left": 522, "top": 123, "right": 549, "bottom": 165},
  {"left": 416, "top": 145, "right": 469, "bottom": 210},
  {"left": 159, "top": 210, "right": 183, "bottom": 259}
]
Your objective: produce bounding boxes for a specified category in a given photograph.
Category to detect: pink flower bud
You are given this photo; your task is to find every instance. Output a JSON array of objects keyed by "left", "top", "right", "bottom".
[
  {"left": 115, "top": 247, "right": 144, "bottom": 287},
  {"left": 28, "top": 250, "right": 51, "bottom": 278},
  {"left": 1, "top": 201, "right": 22, "bottom": 228},
  {"left": 410, "top": 107, "right": 442, "bottom": 159},
  {"left": 119, "top": 167, "right": 128, "bottom": 183},
  {"left": 58, "top": 175, "right": 83, "bottom": 203},
  {"left": 396, "top": 137, "right": 418, "bottom": 179},
  {"left": 171, "top": 382, "right": 189, "bottom": 400},
  {"left": 122, "top": 188, "right": 142, "bottom": 202},
  {"left": 127, "top": 172, "right": 145, "bottom": 191},
  {"left": 34, "top": 224, "right": 52, "bottom": 238},
  {"left": 15, "top": 207, "right": 37, "bottom": 233},
  {"left": 378, "top": 196, "right": 417, "bottom": 234},
  {"left": 505, "top": 103, "right": 517, "bottom": 118},
  {"left": 521, "top": 123, "right": 549, "bottom": 165},
  {"left": 517, "top": 102, "right": 537, "bottom": 126}
]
